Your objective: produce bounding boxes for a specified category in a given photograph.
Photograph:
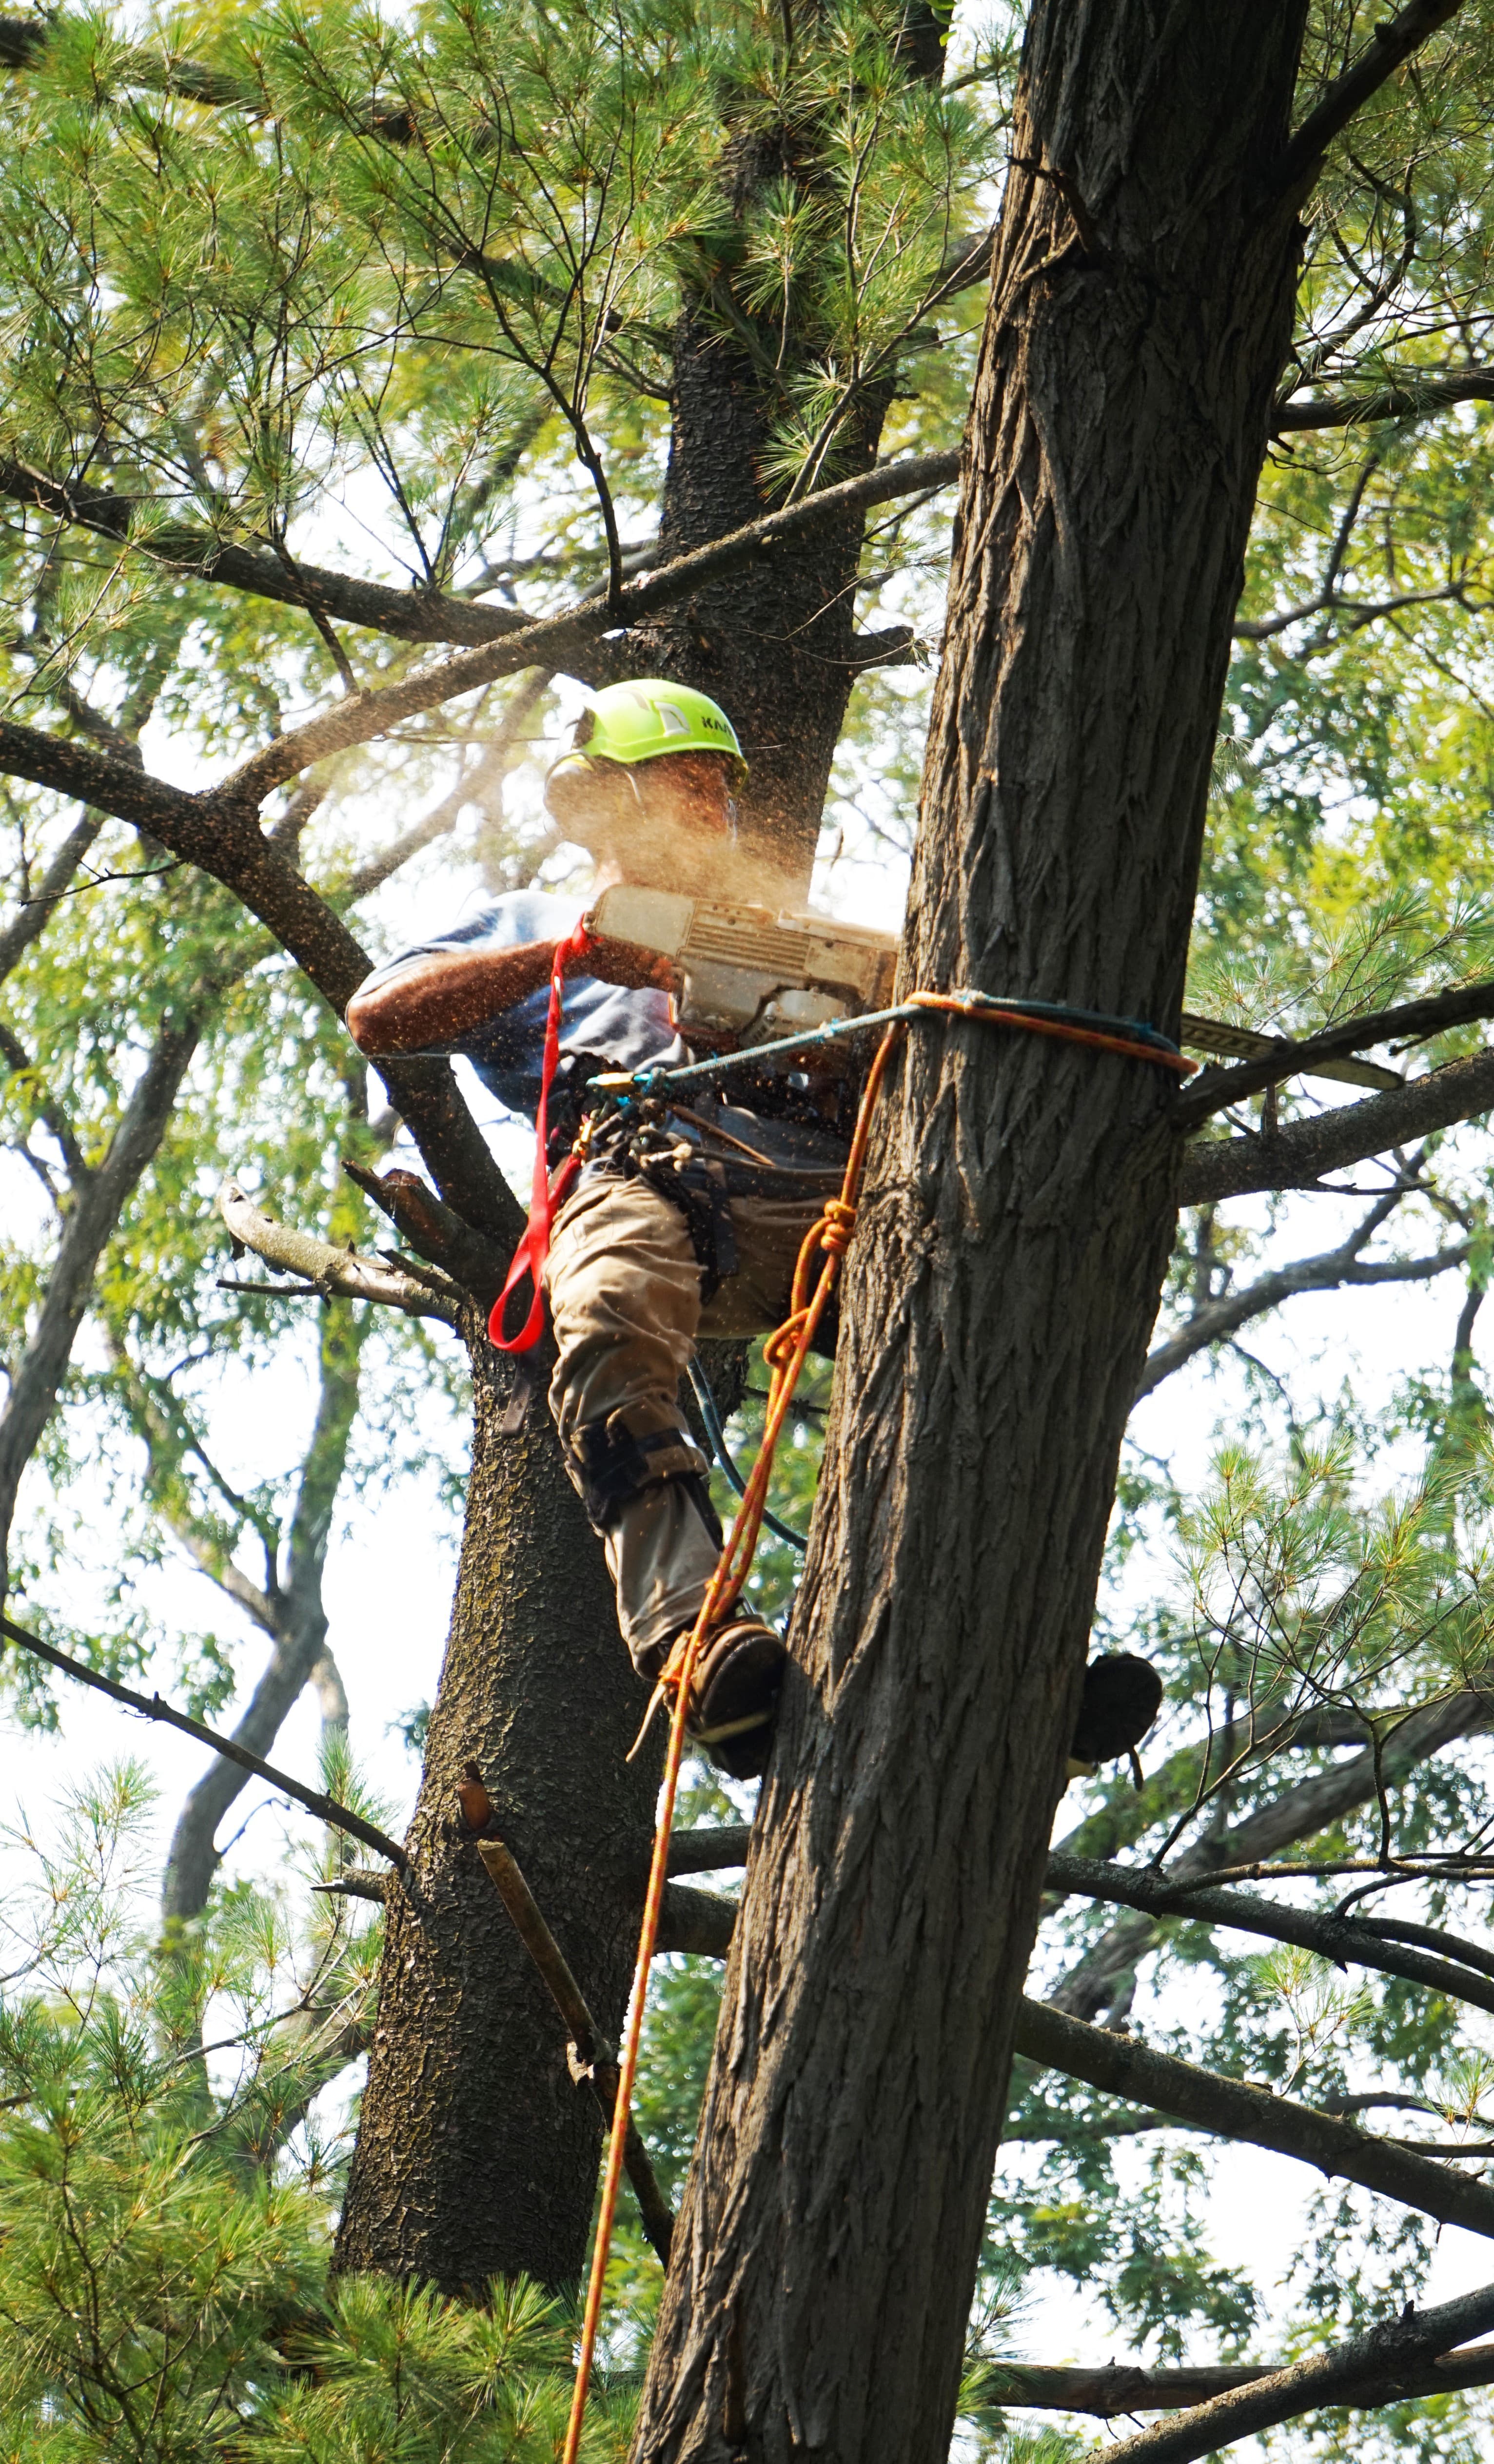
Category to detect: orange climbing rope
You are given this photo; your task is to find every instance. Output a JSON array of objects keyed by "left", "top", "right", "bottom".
[
  {"left": 559, "top": 1022, "right": 900, "bottom": 2464},
  {"left": 559, "top": 995, "right": 1195, "bottom": 2464}
]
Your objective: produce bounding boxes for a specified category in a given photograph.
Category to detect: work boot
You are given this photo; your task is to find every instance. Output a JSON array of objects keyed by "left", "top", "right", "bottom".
[
  {"left": 672, "top": 1618, "right": 787, "bottom": 1781},
  {"left": 1069, "top": 1654, "right": 1163, "bottom": 1777}
]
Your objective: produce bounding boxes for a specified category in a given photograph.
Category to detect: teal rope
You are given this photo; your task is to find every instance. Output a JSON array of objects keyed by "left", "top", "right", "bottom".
[{"left": 587, "top": 987, "right": 1188, "bottom": 1098}]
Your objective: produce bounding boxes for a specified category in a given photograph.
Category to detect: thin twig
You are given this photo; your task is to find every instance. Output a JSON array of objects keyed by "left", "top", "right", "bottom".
[{"left": 0, "top": 1612, "right": 408, "bottom": 1869}]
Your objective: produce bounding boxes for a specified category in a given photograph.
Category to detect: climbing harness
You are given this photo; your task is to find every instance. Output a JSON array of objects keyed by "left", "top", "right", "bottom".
[
  {"left": 489, "top": 915, "right": 596, "bottom": 1354},
  {"left": 558, "top": 989, "right": 1193, "bottom": 2464}
]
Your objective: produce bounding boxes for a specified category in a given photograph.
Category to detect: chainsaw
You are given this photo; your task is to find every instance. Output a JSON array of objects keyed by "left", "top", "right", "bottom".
[{"left": 586, "top": 883, "right": 1402, "bottom": 1093}]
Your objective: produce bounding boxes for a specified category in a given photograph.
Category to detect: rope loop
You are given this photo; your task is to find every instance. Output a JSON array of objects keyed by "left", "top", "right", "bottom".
[{"left": 818, "top": 1196, "right": 858, "bottom": 1256}]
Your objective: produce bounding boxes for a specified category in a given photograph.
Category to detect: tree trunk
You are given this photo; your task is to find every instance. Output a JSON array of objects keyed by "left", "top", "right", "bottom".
[
  {"left": 334, "top": 1317, "right": 664, "bottom": 2293},
  {"left": 0, "top": 1013, "right": 200, "bottom": 1612},
  {"left": 161, "top": 1300, "right": 367, "bottom": 1923},
  {"left": 633, "top": 9, "right": 1309, "bottom": 2458},
  {"left": 635, "top": 316, "right": 891, "bottom": 893}
]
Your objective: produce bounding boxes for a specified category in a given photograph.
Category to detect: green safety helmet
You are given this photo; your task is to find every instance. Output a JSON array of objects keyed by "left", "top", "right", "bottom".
[{"left": 569, "top": 678, "right": 747, "bottom": 785}]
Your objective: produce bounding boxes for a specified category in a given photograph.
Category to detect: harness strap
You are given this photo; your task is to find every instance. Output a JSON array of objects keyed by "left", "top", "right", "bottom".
[{"left": 489, "top": 916, "right": 594, "bottom": 1355}]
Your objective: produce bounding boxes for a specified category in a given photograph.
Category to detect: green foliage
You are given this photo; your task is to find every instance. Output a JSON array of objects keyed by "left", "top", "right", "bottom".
[{"left": 0, "top": 1762, "right": 642, "bottom": 2464}]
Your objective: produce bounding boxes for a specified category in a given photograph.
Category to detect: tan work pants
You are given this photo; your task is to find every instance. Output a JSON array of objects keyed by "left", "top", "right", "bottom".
[{"left": 544, "top": 1172, "right": 826, "bottom": 1671}]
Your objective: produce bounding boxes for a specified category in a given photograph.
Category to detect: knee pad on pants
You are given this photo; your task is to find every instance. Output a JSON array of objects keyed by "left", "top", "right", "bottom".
[{"left": 567, "top": 1399, "right": 723, "bottom": 1547}]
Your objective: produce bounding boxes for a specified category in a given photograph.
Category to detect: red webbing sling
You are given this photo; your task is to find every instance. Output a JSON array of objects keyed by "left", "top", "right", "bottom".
[{"left": 488, "top": 915, "right": 594, "bottom": 1354}]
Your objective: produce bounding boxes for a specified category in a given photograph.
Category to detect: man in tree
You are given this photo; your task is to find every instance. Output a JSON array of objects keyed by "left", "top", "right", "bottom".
[
  {"left": 349, "top": 674, "right": 1163, "bottom": 1788},
  {"left": 347, "top": 677, "right": 851, "bottom": 1775}
]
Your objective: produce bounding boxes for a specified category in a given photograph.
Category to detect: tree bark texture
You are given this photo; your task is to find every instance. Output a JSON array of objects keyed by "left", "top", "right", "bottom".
[
  {"left": 334, "top": 1317, "right": 665, "bottom": 2293},
  {"left": 633, "top": 10, "right": 1310, "bottom": 2461},
  {"left": 635, "top": 311, "right": 891, "bottom": 893}
]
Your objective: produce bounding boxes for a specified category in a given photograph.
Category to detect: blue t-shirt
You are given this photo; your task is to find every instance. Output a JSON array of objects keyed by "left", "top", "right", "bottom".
[{"left": 358, "top": 890, "right": 687, "bottom": 1123}]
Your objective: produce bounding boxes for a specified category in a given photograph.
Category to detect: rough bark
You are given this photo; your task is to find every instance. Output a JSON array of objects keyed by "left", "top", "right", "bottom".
[
  {"left": 635, "top": 313, "right": 895, "bottom": 890},
  {"left": 632, "top": 11, "right": 1312, "bottom": 2460},
  {"left": 333, "top": 1315, "right": 665, "bottom": 2292}
]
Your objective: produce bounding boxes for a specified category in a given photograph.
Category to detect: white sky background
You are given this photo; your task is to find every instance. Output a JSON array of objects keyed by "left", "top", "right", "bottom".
[{"left": 5, "top": 653, "right": 1494, "bottom": 2450}]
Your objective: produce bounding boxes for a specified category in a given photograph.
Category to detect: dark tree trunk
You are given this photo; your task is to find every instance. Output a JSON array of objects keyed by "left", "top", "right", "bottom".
[
  {"left": 635, "top": 317, "right": 890, "bottom": 893},
  {"left": 633, "top": 8, "right": 1310, "bottom": 2458},
  {"left": 334, "top": 1317, "right": 664, "bottom": 2293}
]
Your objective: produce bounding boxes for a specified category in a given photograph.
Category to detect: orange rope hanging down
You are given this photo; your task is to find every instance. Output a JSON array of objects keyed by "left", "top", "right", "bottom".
[
  {"left": 560, "top": 1023, "right": 901, "bottom": 2464},
  {"left": 559, "top": 994, "right": 1193, "bottom": 2464}
]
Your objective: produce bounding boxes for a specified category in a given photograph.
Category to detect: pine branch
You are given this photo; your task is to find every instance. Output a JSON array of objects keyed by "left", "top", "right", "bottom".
[
  {"left": 0, "top": 1611, "right": 408, "bottom": 1868},
  {"left": 1275, "top": 0, "right": 1471, "bottom": 195}
]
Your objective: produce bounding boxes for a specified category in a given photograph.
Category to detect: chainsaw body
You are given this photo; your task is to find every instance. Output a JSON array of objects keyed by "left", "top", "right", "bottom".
[{"left": 586, "top": 883, "right": 897, "bottom": 1048}]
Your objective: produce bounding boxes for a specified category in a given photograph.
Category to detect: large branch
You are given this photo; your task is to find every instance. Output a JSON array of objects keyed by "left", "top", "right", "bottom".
[
  {"left": 1179, "top": 1047, "right": 1494, "bottom": 1206},
  {"left": 1050, "top": 1689, "right": 1494, "bottom": 2021},
  {"left": 1175, "top": 972, "right": 1494, "bottom": 1128},
  {"left": 1013, "top": 1997, "right": 1494, "bottom": 2240},
  {"left": 216, "top": 451, "right": 963, "bottom": 804},
  {"left": 1093, "top": 2283, "right": 1494, "bottom": 2464},
  {"left": 0, "top": 459, "right": 544, "bottom": 652},
  {"left": 987, "top": 2346, "right": 1494, "bottom": 2417},
  {"left": 3, "top": 447, "right": 959, "bottom": 682},
  {"left": 1277, "top": 368, "right": 1494, "bottom": 433},
  {"left": 1046, "top": 1852, "right": 1494, "bottom": 2021},
  {"left": 217, "top": 1179, "right": 459, "bottom": 1322},
  {"left": 1136, "top": 1236, "right": 1470, "bottom": 1395},
  {"left": 1275, "top": 0, "right": 1471, "bottom": 195},
  {"left": 0, "top": 720, "right": 514, "bottom": 1234}
]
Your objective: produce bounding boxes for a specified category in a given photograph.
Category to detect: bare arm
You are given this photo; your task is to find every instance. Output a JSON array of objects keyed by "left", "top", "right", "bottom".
[{"left": 344, "top": 936, "right": 678, "bottom": 1056}]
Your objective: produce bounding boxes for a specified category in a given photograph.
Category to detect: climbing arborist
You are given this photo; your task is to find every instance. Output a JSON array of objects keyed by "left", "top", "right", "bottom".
[{"left": 346, "top": 677, "right": 1162, "bottom": 1784}]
